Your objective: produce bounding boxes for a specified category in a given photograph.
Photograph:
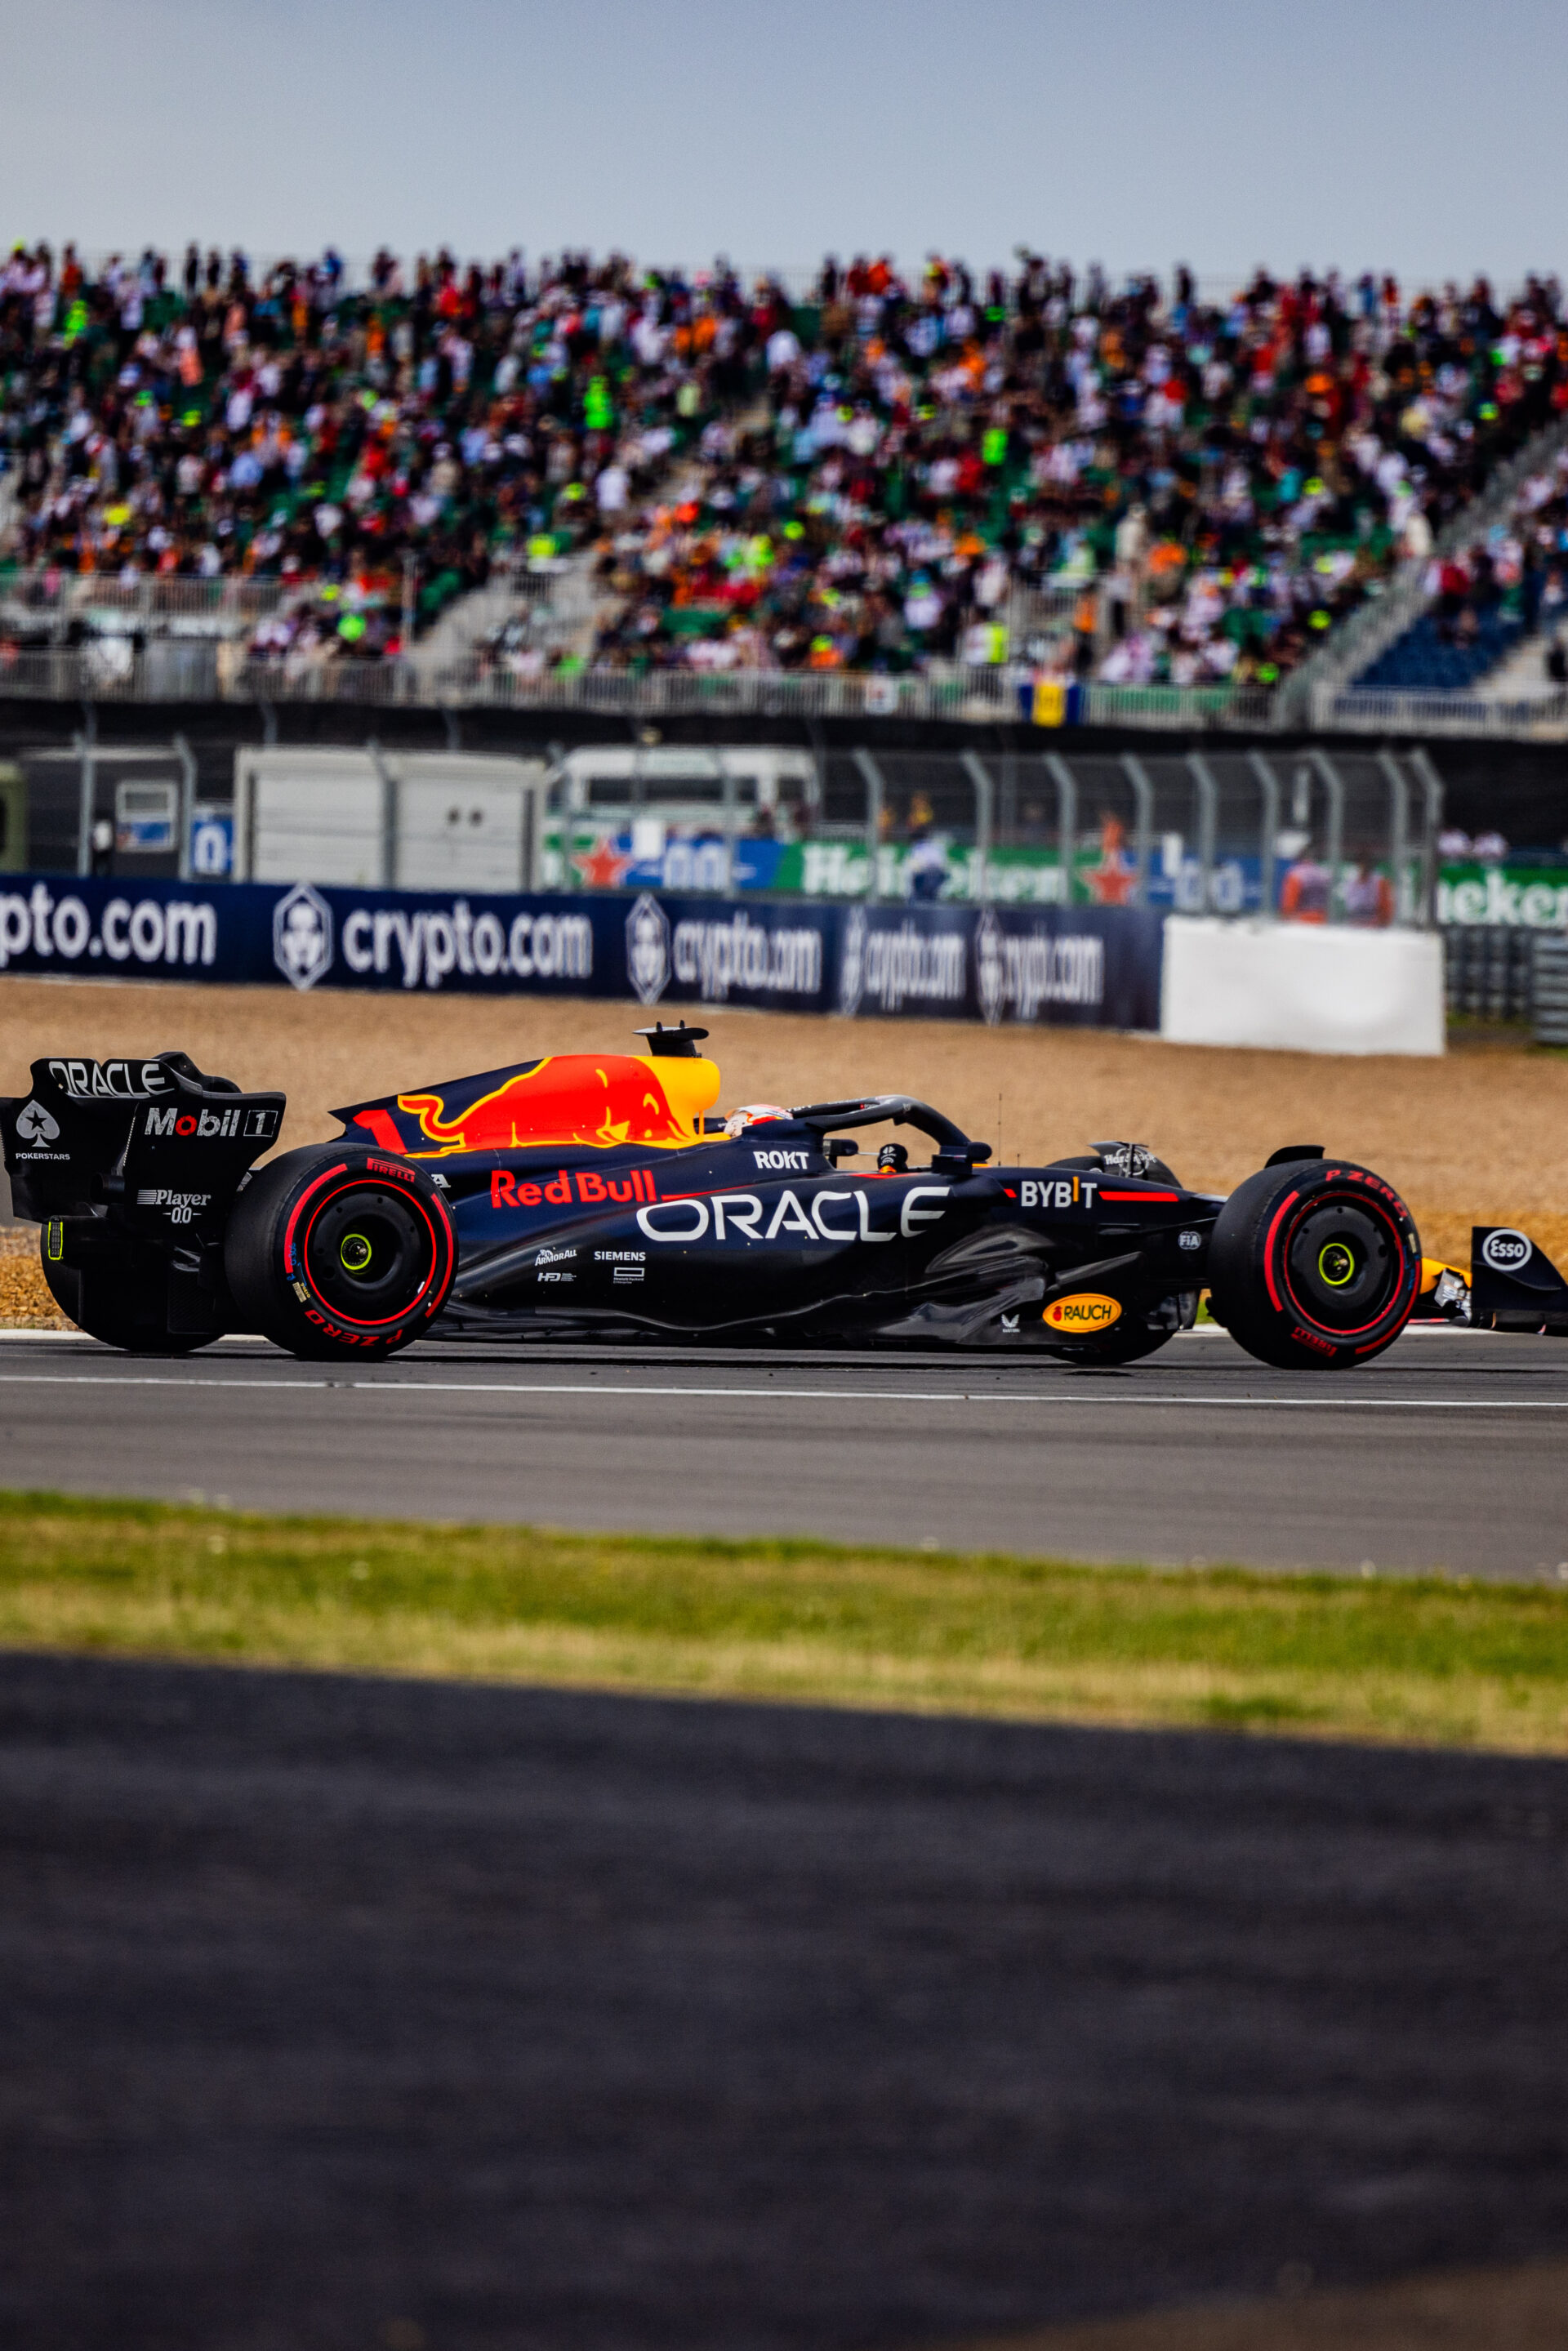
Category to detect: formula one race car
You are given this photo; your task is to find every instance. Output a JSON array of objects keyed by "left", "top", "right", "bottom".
[{"left": 6, "top": 1026, "right": 1566, "bottom": 1369}]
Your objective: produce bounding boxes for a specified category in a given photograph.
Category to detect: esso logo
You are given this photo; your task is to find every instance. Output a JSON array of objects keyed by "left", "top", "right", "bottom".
[{"left": 1481, "top": 1228, "right": 1533, "bottom": 1272}]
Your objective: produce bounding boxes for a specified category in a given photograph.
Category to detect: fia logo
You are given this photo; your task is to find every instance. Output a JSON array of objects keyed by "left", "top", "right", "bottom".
[
  {"left": 272, "top": 884, "right": 335, "bottom": 992},
  {"left": 625, "top": 893, "right": 670, "bottom": 1006}
]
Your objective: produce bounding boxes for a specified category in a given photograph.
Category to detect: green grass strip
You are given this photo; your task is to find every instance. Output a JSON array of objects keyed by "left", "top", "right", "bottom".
[{"left": 2, "top": 1489, "right": 1567, "bottom": 1752}]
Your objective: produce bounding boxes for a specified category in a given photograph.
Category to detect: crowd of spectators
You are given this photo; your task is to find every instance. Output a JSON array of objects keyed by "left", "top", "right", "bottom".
[
  {"left": 0, "top": 242, "right": 718, "bottom": 670},
  {"left": 586, "top": 258, "right": 1568, "bottom": 688},
  {"left": 2, "top": 240, "right": 1566, "bottom": 691}
]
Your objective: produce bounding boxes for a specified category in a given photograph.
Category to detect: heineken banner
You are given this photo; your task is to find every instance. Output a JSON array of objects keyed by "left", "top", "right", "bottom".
[{"left": 0, "top": 873, "right": 1165, "bottom": 1031}]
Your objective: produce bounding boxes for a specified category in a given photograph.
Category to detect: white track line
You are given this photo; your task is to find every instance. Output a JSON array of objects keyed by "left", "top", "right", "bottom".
[{"left": 0, "top": 1370, "right": 1564, "bottom": 1410}]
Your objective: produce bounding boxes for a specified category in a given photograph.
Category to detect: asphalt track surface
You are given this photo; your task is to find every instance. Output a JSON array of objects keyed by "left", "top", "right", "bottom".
[
  {"left": 4, "top": 1326, "right": 1568, "bottom": 1578},
  {"left": 4, "top": 1652, "right": 1567, "bottom": 2349}
]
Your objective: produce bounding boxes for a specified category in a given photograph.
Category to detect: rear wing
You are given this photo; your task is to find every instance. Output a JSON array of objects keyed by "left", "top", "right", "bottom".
[
  {"left": 1471, "top": 1227, "right": 1568, "bottom": 1333},
  {"left": 1, "top": 1052, "right": 285, "bottom": 1226}
]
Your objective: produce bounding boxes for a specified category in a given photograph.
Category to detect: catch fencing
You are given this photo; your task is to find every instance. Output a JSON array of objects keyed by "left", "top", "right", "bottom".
[{"left": 11, "top": 732, "right": 1446, "bottom": 930}]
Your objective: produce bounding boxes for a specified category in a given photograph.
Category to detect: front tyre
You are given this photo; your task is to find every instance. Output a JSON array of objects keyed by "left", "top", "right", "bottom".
[
  {"left": 225, "top": 1146, "right": 457, "bottom": 1360},
  {"left": 1208, "top": 1160, "right": 1420, "bottom": 1370}
]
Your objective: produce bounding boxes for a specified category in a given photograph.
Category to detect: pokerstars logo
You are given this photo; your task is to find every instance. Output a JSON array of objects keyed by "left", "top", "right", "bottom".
[
  {"left": 15, "top": 1099, "right": 60, "bottom": 1145},
  {"left": 12, "top": 1098, "right": 68, "bottom": 1160}
]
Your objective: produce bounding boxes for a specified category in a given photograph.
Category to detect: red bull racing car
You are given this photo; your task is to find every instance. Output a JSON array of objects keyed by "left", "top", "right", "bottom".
[{"left": 4, "top": 1024, "right": 1564, "bottom": 1367}]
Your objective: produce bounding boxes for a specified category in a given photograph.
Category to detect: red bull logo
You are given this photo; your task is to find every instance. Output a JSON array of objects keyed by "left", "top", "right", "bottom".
[
  {"left": 394, "top": 1053, "right": 719, "bottom": 1155},
  {"left": 492, "top": 1168, "right": 657, "bottom": 1208}
]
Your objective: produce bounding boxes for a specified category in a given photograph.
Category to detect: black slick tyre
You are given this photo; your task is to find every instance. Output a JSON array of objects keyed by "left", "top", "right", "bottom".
[
  {"left": 224, "top": 1146, "right": 457, "bottom": 1360},
  {"left": 1208, "top": 1160, "right": 1420, "bottom": 1370}
]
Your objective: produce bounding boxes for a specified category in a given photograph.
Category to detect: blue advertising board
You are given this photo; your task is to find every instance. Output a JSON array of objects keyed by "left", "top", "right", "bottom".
[{"left": 0, "top": 874, "right": 1165, "bottom": 1031}]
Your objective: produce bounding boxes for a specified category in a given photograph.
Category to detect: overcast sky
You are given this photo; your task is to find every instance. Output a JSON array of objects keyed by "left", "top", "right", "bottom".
[{"left": 2, "top": 0, "right": 1563, "bottom": 289}]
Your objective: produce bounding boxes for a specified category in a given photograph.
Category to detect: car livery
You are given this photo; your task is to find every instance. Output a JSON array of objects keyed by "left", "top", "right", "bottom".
[{"left": 4, "top": 1022, "right": 1566, "bottom": 1366}]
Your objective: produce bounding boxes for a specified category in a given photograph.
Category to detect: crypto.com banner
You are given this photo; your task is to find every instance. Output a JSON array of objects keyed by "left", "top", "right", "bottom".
[{"left": 0, "top": 875, "right": 1163, "bottom": 1031}]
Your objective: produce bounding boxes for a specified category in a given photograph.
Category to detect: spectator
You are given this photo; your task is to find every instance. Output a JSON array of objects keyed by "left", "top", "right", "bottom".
[
  {"left": 2, "top": 243, "right": 1565, "bottom": 698},
  {"left": 1280, "top": 843, "right": 1331, "bottom": 920}
]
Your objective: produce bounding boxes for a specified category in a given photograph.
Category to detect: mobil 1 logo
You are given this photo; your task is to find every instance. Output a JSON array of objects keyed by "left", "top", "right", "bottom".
[{"left": 144, "top": 1103, "right": 280, "bottom": 1141}]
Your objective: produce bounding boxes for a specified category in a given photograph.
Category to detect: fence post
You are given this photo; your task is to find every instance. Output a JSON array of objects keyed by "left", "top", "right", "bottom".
[
  {"left": 1247, "top": 750, "right": 1281, "bottom": 919},
  {"left": 173, "top": 732, "right": 196, "bottom": 883},
  {"left": 1406, "top": 744, "right": 1445, "bottom": 928},
  {"left": 960, "top": 750, "right": 994, "bottom": 904},
  {"left": 854, "top": 748, "right": 886, "bottom": 902},
  {"left": 1186, "top": 751, "right": 1219, "bottom": 914},
  {"left": 75, "top": 704, "right": 96, "bottom": 879},
  {"left": 1044, "top": 751, "right": 1078, "bottom": 906},
  {"left": 718, "top": 749, "right": 737, "bottom": 894},
  {"left": 805, "top": 717, "right": 826, "bottom": 830},
  {"left": 368, "top": 738, "right": 396, "bottom": 889},
  {"left": 1119, "top": 752, "right": 1155, "bottom": 906},
  {"left": 1309, "top": 750, "right": 1348, "bottom": 923},
  {"left": 1375, "top": 747, "right": 1412, "bottom": 924}
]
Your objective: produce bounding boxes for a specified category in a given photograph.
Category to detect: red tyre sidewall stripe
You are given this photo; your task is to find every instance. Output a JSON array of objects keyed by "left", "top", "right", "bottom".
[
  {"left": 294, "top": 1177, "right": 455, "bottom": 1333},
  {"left": 1271, "top": 1186, "right": 1417, "bottom": 1343}
]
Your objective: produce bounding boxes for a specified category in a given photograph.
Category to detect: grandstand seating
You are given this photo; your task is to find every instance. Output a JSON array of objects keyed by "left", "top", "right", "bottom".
[
  {"left": 1359, "top": 608, "right": 1524, "bottom": 691},
  {"left": 1353, "top": 444, "right": 1568, "bottom": 693},
  {"left": 2, "top": 244, "right": 1566, "bottom": 692}
]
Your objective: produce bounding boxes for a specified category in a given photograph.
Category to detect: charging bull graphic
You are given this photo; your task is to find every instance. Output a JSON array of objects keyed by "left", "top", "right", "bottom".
[{"left": 340, "top": 1052, "right": 723, "bottom": 1158}]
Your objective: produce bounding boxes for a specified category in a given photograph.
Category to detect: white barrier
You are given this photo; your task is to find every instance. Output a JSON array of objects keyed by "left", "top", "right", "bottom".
[{"left": 1160, "top": 918, "right": 1445, "bottom": 1057}]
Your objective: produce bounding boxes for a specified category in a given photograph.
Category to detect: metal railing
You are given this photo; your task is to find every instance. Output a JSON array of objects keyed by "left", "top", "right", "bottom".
[
  {"left": 1077, "top": 681, "right": 1276, "bottom": 732},
  {"left": 0, "top": 568, "right": 287, "bottom": 635},
  {"left": 4, "top": 632, "right": 1567, "bottom": 742},
  {"left": 1309, "top": 683, "right": 1568, "bottom": 739},
  {"left": 0, "top": 643, "right": 1030, "bottom": 721},
  {"left": 0, "top": 642, "right": 1285, "bottom": 731}
]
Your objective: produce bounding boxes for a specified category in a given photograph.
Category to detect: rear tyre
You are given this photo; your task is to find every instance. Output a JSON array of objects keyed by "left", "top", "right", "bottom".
[
  {"left": 1208, "top": 1160, "right": 1420, "bottom": 1370},
  {"left": 40, "top": 1247, "right": 216, "bottom": 1355},
  {"left": 225, "top": 1146, "right": 457, "bottom": 1360}
]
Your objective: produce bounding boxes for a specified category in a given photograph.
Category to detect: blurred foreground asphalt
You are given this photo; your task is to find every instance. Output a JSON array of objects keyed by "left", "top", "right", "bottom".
[{"left": 2, "top": 1654, "right": 1566, "bottom": 2349}]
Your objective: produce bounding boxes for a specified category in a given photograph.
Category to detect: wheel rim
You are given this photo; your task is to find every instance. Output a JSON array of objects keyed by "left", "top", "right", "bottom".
[
  {"left": 301, "top": 1185, "right": 439, "bottom": 1326},
  {"left": 1283, "top": 1199, "right": 1401, "bottom": 1332}
]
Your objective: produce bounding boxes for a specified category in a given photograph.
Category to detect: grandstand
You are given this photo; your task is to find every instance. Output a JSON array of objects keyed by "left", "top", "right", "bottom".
[
  {"left": 2, "top": 243, "right": 1566, "bottom": 727},
  {"left": 1352, "top": 443, "right": 1568, "bottom": 692}
]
